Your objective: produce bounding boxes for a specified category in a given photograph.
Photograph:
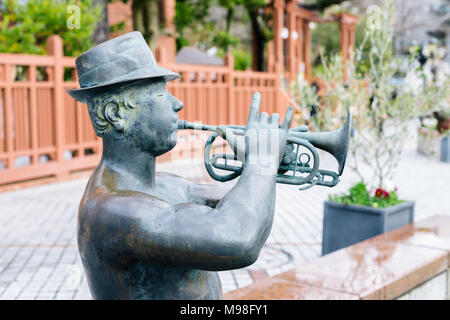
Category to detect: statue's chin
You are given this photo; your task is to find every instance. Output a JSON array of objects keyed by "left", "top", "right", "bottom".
[
  {"left": 152, "top": 134, "right": 177, "bottom": 157},
  {"left": 169, "top": 130, "right": 178, "bottom": 144}
]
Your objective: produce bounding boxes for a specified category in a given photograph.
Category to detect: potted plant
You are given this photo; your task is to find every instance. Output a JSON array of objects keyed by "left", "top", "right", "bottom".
[
  {"left": 323, "top": 182, "right": 414, "bottom": 255},
  {"left": 289, "top": 0, "right": 448, "bottom": 255}
]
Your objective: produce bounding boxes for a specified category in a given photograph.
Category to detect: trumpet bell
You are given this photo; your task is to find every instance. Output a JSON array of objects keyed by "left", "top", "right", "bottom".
[{"left": 290, "top": 113, "right": 351, "bottom": 176}]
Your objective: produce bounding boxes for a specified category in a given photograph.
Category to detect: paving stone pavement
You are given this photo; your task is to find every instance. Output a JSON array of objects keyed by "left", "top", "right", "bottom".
[{"left": 0, "top": 128, "right": 449, "bottom": 299}]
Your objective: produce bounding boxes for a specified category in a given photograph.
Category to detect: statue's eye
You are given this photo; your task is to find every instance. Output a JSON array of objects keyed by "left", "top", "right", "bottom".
[{"left": 156, "top": 93, "right": 164, "bottom": 97}]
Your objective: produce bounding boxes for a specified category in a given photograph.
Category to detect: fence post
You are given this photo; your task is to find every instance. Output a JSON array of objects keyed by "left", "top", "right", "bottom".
[
  {"left": 225, "top": 53, "right": 235, "bottom": 124},
  {"left": 28, "top": 65, "right": 39, "bottom": 165},
  {"left": 155, "top": 46, "right": 165, "bottom": 64},
  {"left": 336, "top": 13, "right": 359, "bottom": 81},
  {"left": 267, "top": 41, "right": 274, "bottom": 73},
  {"left": 3, "top": 64, "right": 13, "bottom": 169},
  {"left": 274, "top": 62, "right": 284, "bottom": 115},
  {"left": 46, "top": 35, "right": 66, "bottom": 174}
]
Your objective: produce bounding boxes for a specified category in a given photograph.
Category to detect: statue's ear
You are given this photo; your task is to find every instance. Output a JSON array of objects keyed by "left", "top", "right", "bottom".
[{"left": 103, "top": 100, "right": 126, "bottom": 132}]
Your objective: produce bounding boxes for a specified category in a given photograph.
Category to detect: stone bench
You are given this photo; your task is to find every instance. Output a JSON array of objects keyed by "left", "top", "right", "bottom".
[{"left": 225, "top": 215, "right": 450, "bottom": 300}]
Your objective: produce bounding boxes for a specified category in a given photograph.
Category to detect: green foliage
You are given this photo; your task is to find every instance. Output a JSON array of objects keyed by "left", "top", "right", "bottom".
[
  {"left": 307, "top": 0, "right": 347, "bottom": 12},
  {"left": 213, "top": 30, "right": 239, "bottom": 52},
  {"left": 311, "top": 15, "right": 370, "bottom": 72},
  {"left": 0, "top": 0, "right": 101, "bottom": 56},
  {"left": 175, "top": 0, "right": 213, "bottom": 50},
  {"left": 231, "top": 48, "right": 251, "bottom": 70},
  {"left": 175, "top": 0, "right": 271, "bottom": 70},
  {"left": 311, "top": 22, "right": 340, "bottom": 66},
  {"left": 329, "top": 182, "right": 404, "bottom": 208},
  {"left": 175, "top": 0, "right": 212, "bottom": 32},
  {"left": 216, "top": 47, "right": 251, "bottom": 70},
  {"left": 175, "top": 0, "right": 243, "bottom": 52},
  {"left": 109, "top": 21, "right": 126, "bottom": 35}
]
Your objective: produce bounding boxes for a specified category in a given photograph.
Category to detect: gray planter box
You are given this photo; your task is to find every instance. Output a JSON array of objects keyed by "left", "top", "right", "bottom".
[
  {"left": 322, "top": 200, "right": 414, "bottom": 255},
  {"left": 441, "top": 136, "right": 450, "bottom": 162}
]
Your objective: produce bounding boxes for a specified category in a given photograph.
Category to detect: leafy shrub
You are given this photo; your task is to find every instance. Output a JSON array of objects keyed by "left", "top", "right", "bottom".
[
  {"left": 232, "top": 48, "right": 251, "bottom": 71},
  {"left": 0, "top": 0, "right": 101, "bottom": 56},
  {"left": 216, "top": 47, "right": 251, "bottom": 70}
]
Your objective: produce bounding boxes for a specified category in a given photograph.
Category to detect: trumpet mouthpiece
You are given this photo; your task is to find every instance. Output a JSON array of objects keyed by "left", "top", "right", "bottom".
[{"left": 176, "top": 120, "right": 187, "bottom": 130}]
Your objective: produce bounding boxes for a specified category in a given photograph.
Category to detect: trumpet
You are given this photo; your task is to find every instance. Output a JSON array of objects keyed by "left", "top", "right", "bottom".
[{"left": 177, "top": 113, "right": 351, "bottom": 190}]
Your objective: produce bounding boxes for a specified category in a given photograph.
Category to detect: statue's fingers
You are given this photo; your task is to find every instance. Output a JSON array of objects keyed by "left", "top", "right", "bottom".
[
  {"left": 259, "top": 112, "right": 269, "bottom": 124},
  {"left": 216, "top": 125, "right": 227, "bottom": 138},
  {"left": 284, "top": 143, "right": 294, "bottom": 154},
  {"left": 270, "top": 113, "right": 280, "bottom": 127},
  {"left": 289, "top": 125, "right": 308, "bottom": 132},
  {"left": 281, "top": 151, "right": 297, "bottom": 165},
  {"left": 282, "top": 106, "right": 294, "bottom": 130},
  {"left": 247, "top": 92, "right": 261, "bottom": 126},
  {"left": 217, "top": 126, "right": 239, "bottom": 153}
]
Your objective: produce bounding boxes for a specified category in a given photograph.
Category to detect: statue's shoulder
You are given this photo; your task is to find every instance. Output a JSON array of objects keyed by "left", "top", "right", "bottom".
[
  {"left": 78, "top": 167, "right": 177, "bottom": 232},
  {"left": 78, "top": 183, "right": 171, "bottom": 247},
  {"left": 81, "top": 184, "right": 169, "bottom": 218},
  {"left": 156, "top": 171, "right": 193, "bottom": 185}
]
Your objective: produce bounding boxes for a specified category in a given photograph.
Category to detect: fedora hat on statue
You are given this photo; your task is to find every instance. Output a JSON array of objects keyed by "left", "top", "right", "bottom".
[{"left": 67, "top": 31, "right": 179, "bottom": 103}]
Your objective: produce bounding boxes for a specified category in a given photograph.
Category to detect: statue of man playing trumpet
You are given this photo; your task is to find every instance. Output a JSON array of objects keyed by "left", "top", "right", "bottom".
[{"left": 68, "top": 32, "right": 349, "bottom": 300}]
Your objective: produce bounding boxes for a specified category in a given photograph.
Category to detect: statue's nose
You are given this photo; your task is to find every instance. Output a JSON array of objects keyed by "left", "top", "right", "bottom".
[{"left": 171, "top": 95, "right": 184, "bottom": 112}]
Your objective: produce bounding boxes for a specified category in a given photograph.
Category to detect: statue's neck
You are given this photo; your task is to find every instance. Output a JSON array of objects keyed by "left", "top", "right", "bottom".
[{"left": 101, "top": 136, "right": 156, "bottom": 190}]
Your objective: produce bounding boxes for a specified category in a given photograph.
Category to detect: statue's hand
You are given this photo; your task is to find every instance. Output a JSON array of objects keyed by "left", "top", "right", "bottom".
[
  {"left": 217, "top": 93, "right": 293, "bottom": 173},
  {"left": 281, "top": 143, "right": 296, "bottom": 165}
]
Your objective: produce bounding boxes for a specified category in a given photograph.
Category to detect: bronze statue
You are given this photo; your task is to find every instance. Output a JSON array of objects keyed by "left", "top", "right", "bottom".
[
  {"left": 67, "top": 32, "right": 296, "bottom": 300},
  {"left": 68, "top": 30, "right": 351, "bottom": 299}
]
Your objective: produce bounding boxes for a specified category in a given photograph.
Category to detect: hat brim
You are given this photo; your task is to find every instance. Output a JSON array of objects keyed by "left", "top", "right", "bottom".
[{"left": 66, "top": 66, "right": 179, "bottom": 103}]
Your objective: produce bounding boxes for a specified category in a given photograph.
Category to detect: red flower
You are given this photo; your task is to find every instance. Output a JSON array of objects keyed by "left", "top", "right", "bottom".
[{"left": 375, "top": 188, "right": 390, "bottom": 198}]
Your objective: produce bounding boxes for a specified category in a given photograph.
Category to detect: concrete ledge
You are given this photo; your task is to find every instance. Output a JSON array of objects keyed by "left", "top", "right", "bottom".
[{"left": 225, "top": 215, "right": 450, "bottom": 300}]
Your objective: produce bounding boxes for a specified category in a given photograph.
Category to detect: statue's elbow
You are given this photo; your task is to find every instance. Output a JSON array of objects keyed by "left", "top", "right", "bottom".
[
  {"left": 229, "top": 236, "right": 261, "bottom": 269},
  {"left": 241, "top": 248, "right": 259, "bottom": 268}
]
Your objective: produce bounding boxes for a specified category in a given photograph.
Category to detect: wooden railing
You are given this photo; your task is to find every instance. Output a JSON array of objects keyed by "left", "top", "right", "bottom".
[
  {"left": 0, "top": 36, "right": 101, "bottom": 185},
  {"left": 0, "top": 35, "right": 289, "bottom": 185}
]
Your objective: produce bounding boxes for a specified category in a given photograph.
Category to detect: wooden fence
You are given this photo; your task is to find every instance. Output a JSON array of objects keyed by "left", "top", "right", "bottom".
[{"left": 0, "top": 36, "right": 289, "bottom": 185}]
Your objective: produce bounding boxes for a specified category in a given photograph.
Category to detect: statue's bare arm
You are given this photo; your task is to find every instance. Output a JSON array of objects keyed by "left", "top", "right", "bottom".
[{"left": 91, "top": 167, "right": 276, "bottom": 271}]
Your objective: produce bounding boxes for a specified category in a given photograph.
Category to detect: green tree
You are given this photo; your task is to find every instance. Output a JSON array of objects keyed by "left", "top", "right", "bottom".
[
  {"left": 241, "top": 0, "right": 272, "bottom": 71},
  {"left": 114, "top": 0, "right": 164, "bottom": 50},
  {"left": 301, "top": 0, "right": 347, "bottom": 11},
  {"left": 311, "top": 16, "right": 370, "bottom": 76},
  {"left": 0, "top": 0, "right": 101, "bottom": 56},
  {"left": 92, "top": 0, "right": 109, "bottom": 45},
  {"left": 175, "top": 0, "right": 213, "bottom": 50},
  {"left": 130, "top": 0, "right": 160, "bottom": 50},
  {"left": 213, "top": 0, "right": 242, "bottom": 53},
  {"left": 175, "top": 0, "right": 271, "bottom": 71}
]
